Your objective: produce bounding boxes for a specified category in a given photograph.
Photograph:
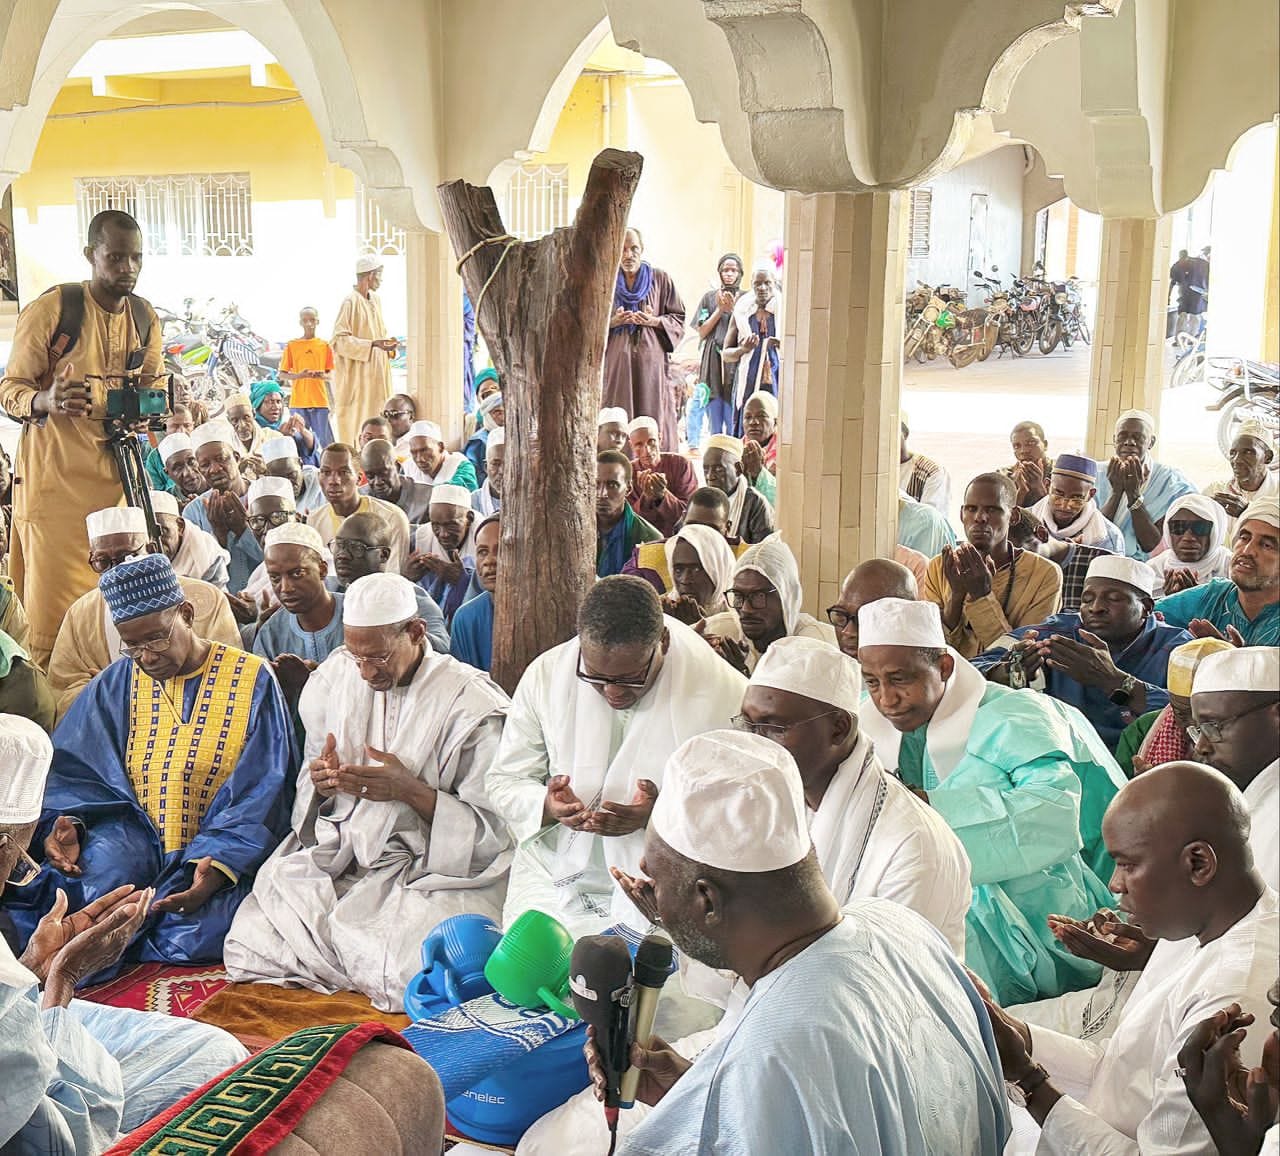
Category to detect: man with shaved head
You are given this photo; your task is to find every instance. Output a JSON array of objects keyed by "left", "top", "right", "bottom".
[
  {"left": 826, "top": 558, "right": 918, "bottom": 659},
  {"left": 983, "top": 762, "right": 1277, "bottom": 1153}
]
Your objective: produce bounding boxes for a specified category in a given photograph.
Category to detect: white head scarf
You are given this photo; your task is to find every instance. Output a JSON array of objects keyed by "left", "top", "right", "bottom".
[
  {"left": 1150, "top": 492, "right": 1232, "bottom": 586},
  {"left": 734, "top": 533, "right": 802, "bottom": 635},
  {"left": 665, "top": 524, "right": 737, "bottom": 609}
]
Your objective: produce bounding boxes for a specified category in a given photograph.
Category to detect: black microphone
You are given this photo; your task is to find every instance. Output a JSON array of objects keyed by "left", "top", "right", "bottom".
[
  {"left": 569, "top": 935, "right": 634, "bottom": 1116},
  {"left": 619, "top": 929, "right": 674, "bottom": 1108}
]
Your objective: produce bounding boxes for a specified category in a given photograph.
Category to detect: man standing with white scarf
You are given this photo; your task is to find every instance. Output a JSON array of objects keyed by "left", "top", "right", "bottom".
[
  {"left": 485, "top": 575, "right": 746, "bottom": 937},
  {"left": 224, "top": 573, "right": 512, "bottom": 1012}
]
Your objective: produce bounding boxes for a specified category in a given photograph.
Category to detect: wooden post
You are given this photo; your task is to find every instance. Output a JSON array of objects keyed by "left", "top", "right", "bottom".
[{"left": 437, "top": 149, "right": 643, "bottom": 693}]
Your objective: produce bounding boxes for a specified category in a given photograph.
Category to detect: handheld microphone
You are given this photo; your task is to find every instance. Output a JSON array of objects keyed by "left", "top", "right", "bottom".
[
  {"left": 619, "top": 929, "right": 674, "bottom": 1108},
  {"left": 569, "top": 935, "right": 634, "bottom": 1113}
]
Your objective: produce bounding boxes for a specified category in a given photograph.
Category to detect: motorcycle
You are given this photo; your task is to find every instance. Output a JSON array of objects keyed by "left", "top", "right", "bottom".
[
  {"left": 971, "top": 268, "right": 1021, "bottom": 358},
  {"left": 1059, "top": 278, "right": 1090, "bottom": 347},
  {"left": 1205, "top": 357, "right": 1280, "bottom": 457}
]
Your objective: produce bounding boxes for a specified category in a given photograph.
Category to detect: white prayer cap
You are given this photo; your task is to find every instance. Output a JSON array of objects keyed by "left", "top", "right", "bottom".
[
  {"left": 735, "top": 534, "right": 802, "bottom": 635},
  {"left": 148, "top": 491, "right": 181, "bottom": 518},
  {"left": 751, "top": 635, "right": 860, "bottom": 715},
  {"left": 355, "top": 254, "right": 383, "bottom": 275},
  {"left": 650, "top": 731, "right": 810, "bottom": 872},
  {"left": 408, "top": 420, "right": 444, "bottom": 443},
  {"left": 1084, "top": 554, "right": 1156, "bottom": 597},
  {"left": 247, "top": 476, "right": 296, "bottom": 508},
  {"left": 627, "top": 416, "right": 659, "bottom": 438},
  {"left": 343, "top": 572, "right": 419, "bottom": 627},
  {"left": 705, "top": 434, "right": 744, "bottom": 460},
  {"left": 1192, "top": 646, "right": 1280, "bottom": 696},
  {"left": 1115, "top": 408, "right": 1156, "bottom": 434},
  {"left": 85, "top": 506, "right": 147, "bottom": 541},
  {"left": 597, "top": 406, "right": 629, "bottom": 427},
  {"left": 0, "top": 715, "right": 55, "bottom": 824},
  {"left": 1233, "top": 419, "right": 1276, "bottom": 456},
  {"left": 261, "top": 435, "right": 300, "bottom": 463},
  {"left": 157, "top": 432, "right": 192, "bottom": 463},
  {"left": 265, "top": 522, "right": 327, "bottom": 557},
  {"left": 1239, "top": 497, "right": 1280, "bottom": 531},
  {"left": 190, "top": 420, "right": 238, "bottom": 454},
  {"left": 430, "top": 484, "right": 472, "bottom": 510},
  {"left": 486, "top": 428, "right": 506, "bottom": 456},
  {"left": 744, "top": 390, "right": 779, "bottom": 419},
  {"left": 857, "top": 597, "right": 945, "bottom": 649}
]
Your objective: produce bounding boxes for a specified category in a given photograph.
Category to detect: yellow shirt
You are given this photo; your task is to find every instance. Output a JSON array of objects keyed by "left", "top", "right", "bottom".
[{"left": 280, "top": 338, "right": 334, "bottom": 409}]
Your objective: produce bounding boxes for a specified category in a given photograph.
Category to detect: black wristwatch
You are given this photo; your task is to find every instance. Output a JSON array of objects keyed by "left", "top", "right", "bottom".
[{"left": 1109, "top": 674, "right": 1138, "bottom": 706}]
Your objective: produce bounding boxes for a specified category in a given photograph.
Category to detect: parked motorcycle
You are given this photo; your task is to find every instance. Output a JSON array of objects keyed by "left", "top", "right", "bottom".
[{"left": 1205, "top": 357, "right": 1280, "bottom": 457}]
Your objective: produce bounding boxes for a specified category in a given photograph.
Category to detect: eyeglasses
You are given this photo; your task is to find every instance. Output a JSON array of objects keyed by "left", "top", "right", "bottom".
[
  {"left": 575, "top": 647, "right": 657, "bottom": 689},
  {"left": 731, "top": 709, "right": 843, "bottom": 739},
  {"left": 0, "top": 833, "right": 41, "bottom": 888},
  {"left": 118, "top": 618, "right": 178, "bottom": 659},
  {"left": 382, "top": 408, "right": 413, "bottom": 420},
  {"left": 727, "top": 586, "right": 777, "bottom": 611},
  {"left": 1049, "top": 490, "right": 1090, "bottom": 510},
  {"left": 1168, "top": 519, "right": 1214, "bottom": 538},
  {"left": 332, "top": 538, "right": 380, "bottom": 559},
  {"left": 344, "top": 645, "right": 398, "bottom": 670},
  {"left": 89, "top": 548, "right": 142, "bottom": 574},
  {"left": 825, "top": 606, "right": 856, "bottom": 630},
  {"left": 1187, "top": 700, "right": 1274, "bottom": 746},
  {"left": 247, "top": 510, "right": 296, "bottom": 533}
]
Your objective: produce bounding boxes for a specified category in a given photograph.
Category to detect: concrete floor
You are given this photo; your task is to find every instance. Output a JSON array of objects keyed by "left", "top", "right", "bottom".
[{"left": 903, "top": 343, "right": 1232, "bottom": 524}]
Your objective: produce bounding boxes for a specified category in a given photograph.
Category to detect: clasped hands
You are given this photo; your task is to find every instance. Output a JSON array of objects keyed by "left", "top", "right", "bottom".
[
  {"left": 611, "top": 308, "right": 661, "bottom": 329},
  {"left": 1007, "top": 628, "right": 1127, "bottom": 690},
  {"left": 942, "top": 543, "right": 996, "bottom": 601},
  {"left": 308, "top": 732, "right": 420, "bottom": 804},
  {"left": 406, "top": 549, "right": 464, "bottom": 586},
  {"left": 542, "top": 774, "right": 658, "bottom": 838}
]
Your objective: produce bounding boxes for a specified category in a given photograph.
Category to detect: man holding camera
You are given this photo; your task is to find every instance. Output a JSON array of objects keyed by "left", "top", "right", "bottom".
[{"left": 0, "top": 210, "right": 162, "bottom": 665}]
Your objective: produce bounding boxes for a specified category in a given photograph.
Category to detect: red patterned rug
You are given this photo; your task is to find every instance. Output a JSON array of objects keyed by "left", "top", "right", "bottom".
[{"left": 79, "top": 963, "right": 229, "bottom": 1018}]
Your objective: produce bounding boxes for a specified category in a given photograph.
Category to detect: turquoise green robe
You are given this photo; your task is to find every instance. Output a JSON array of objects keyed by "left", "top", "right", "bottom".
[{"left": 898, "top": 684, "right": 1123, "bottom": 1005}]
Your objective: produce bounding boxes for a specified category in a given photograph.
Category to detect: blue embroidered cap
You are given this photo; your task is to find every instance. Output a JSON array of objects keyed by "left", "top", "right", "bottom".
[
  {"left": 99, "top": 553, "right": 184, "bottom": 624},
  {"left": 1053, "top": 453, "right": 1099, "bottom": 483}
]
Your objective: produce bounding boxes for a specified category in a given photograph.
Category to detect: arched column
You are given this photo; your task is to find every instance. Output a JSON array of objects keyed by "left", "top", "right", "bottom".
[{"left": 405, "top": 229, "right": 465, "bottom": 446}]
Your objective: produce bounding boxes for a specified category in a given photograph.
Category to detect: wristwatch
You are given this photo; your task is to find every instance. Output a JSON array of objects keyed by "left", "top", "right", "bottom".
[
  {"left": 1109, "top": 674, "right": 1138, "bottom": 706},
  {"left": 1006, "top": 1062, "right": 1051, "bottom": 1107},
  {"left": 1129, "top": 494, "right": 1146, "bottom": 513}
]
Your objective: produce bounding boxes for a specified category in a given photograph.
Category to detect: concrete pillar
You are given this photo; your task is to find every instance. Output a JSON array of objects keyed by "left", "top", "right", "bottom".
[
  {"left": 1264, "top": 131, "right": 1279, "bottom": 364},
  {"left": 1085, "top": 215, "right": 1172, "bottom": 460},
  {"left": 406, "top": 228, "right": 465, "bottom": 448},
  {"left": 777, "top": 190, "right": 905, "bottom": 615}
]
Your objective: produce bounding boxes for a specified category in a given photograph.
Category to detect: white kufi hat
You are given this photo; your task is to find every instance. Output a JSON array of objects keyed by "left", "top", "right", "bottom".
[
  {"left": 0, "top": 715, "right": 55, "bottom": 824},
  {"left": 750, "top": 635, "right": 860, "bottom": 716},
  {"left": 1085, "top": 554, "right": 1156, "bottom": 597},
  {"left": 1192, "top": 646, "right": 1280, "bottom": 696},
  {"left": 85, "top": 506, "right": 147, "bottom": 540},
  {"left": 343, "top": 572, "right": 419, "bottom": 627},
  {"left": 857, "top": 597, "right": 946, "bottom": 649},
  {"left": 247, "top": 477, "right": 296, "bottom": 508}
]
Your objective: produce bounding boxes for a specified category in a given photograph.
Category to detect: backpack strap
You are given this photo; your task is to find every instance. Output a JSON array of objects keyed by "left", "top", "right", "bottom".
[
  {"left": 127, "top": 293, "right": 153, "bottom": 349},
  {"left": 42, "top": 283, "right": 86, "bottom": 369}
]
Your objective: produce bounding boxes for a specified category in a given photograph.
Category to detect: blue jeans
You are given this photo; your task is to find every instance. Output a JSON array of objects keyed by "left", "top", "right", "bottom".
[
  {"left": 706, "top": 397, "right": 733, "bottom": 438},
  {"left": 686, "top": 391, "right": 708, "bottom": 449}
]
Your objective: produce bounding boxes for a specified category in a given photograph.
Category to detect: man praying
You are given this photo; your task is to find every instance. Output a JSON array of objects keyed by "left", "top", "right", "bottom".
[
  {"left": 150, "top": 489, "right": 229, "bottom": 589},
  {"left": 361, "top": 437, "right": 433, "bottom": 527},
  {"left": 1146, "top": 493, "right": 1233, "bottom": 597},
  {"left": 701, "top": 435, "right": 775, "bottom": 545},
  {"left": 262, "top": 434, "right": 325, "bottom": 515},
  {"left": 626, "top": 416, "right": 697, "bottom": 538},
  {"left": 1028, "top": 453, "right": 1125, "bottom": 553},
  {"left": 825, "top": 557, "right": 919, "bottom": 660},
  {"left": 1006, "top": 420, "right": 1053, "bottom": 507},
  {"left": 182, "top": 420, "right": 263, "bottom": 592},
  {"left": 155, "top": 431, "right": 206, "bottom": 504},
  {"left": 450, "top": 514, "right": 499, "bottom": 673},
  {"left": 409, "top": 484, "right": 479, "bottom": 623},
  {"left": 596, "top": 406, "right": 630, "bottom": 453},
  {"left": 405, "top": 420, "right": 478, "bottom": 491},
  {"left": 1203, "top": 419, "right": 1277, "bottom": 532}
]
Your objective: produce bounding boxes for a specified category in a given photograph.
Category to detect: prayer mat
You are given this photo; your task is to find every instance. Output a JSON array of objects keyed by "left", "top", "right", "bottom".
[
  {"left": 104, "top": 1021, "right": 409, "bottom": 1155},
  {"left": 80, "top": 963, "right": 229, "bottom": 1018},
  {"left": 195, "top": 980, "right": 410, "bottom": 1042}
]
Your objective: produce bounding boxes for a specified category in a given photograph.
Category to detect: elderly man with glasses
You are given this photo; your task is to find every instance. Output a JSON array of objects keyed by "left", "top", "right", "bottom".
[
  {"left": 486, "top": 575, "right": 745, "bottom": 939},
  {"left": 1028, "top": 453, "right": 1125, "bottom": 553}
]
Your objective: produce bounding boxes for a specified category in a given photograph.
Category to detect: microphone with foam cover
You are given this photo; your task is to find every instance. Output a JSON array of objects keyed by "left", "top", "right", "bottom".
[
  {"left": 619, "top": 929, "right": 674, "bottom": 1108},
  {"left": 569, "top": 935, "right": 634, "bottom": 1111}
]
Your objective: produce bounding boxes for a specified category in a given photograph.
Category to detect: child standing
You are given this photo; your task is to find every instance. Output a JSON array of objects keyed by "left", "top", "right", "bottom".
[{"left": 278, "top": 306, "right": 335, "bottom": 450}]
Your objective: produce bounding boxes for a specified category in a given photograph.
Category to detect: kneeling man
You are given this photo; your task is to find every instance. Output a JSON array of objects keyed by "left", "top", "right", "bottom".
[{"left": 225, "top": 573, "right": 512, "bottom": 1012}]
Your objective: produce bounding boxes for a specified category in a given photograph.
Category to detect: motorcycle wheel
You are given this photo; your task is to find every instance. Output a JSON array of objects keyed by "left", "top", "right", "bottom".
[
  {"left": 904, "top": 327, "right": 924, "bottom": 362},
  {"left": 1077, "top": 318, "right": 1091, "bottom": 345},
  {"left": 1038, "top": 320, "right": 1062, "bottom": 355},
  {"left": 1013, "top": 319, "right": 1036, "bottom": 356},
  {"left": 1170, "top": 351, "right": 1206, "bottom": 390},
  {"left": 950, "top": 345, "right": 982, "bottom": 369}
]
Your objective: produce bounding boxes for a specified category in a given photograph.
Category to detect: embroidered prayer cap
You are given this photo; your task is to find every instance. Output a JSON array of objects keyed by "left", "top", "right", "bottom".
[
  {"left": 1115, "top": 408, "right": 1156, "bottom": 434},
  {"left": 430, "top": 484, "right": 472, "bottom": 511},
  {"left": 1238, "top": 496, "right": 1280, "bottom": 531},
  {"left": 751, "top": 635, "right": 860, "bottom": 716},
  {"left": 1084, "top": 554, "right": 1156, "bottom": 598},
  {"left": 735, "top": 534, "right": 803, "bottom": 635},
  {"left": 705, "top": 434, "right": 744, "bottom": 460},
  {"left": 744, "top": 390, "right": 779, "bottom": 419},
  {"left": 224, "top": 392, "right": 252, "bottom": 413},
  {"left": 1166, "top": 638, "right": 1234, "bottom": 698},
  {"left": 650, "top": 730, "right": 811, "bottom": 872},
  {"left": 148, "top": 491, "right": 181, "bottom": 518},
  {"left": 343, "top": 572, "right": 419, "bottom": 627},
  {"left": 86, "top": 506, "right": 148, "bottom": 541},
  {"left": 190, "top": 420, "right": 239, "bottom": 454},
  {"left": 265, "top": 522, "right": 327, "bottom": 557},
  {"left": 665, "top": 523, "right": 737, "bottom": 602},
  {"left": 1052, "top": 453, "right": 1098, "bottom": 483},
  {"left": 627, "top": 416, "right": 659, "bottom": 438},
  {"left": 857, "top": 597, "right": 945, "bottom": 650},
  {"left": 1193, "top": 646, "right": 1280, "bottom": 697},
  {"left": 157, "top": 432, "right": 192, "bottom": 463},
  {"left": 408, "top": 420, "right": 444, "bottom": 444},
  {"left": 486, "top": 428, "right": 506, "bottom": 455},
  {"left": 597, "top": 406, "right": 629, "bottom": 428},
  {"left": 1234, "top": 419, "right": 1276, "bottom": 456},
  {"left": 261, "top": 435, "right": 300, "bottom": 463},
  {"left": 99, "top": 554, "right": 184, "bottom": 624},
  {"left": 0, "top": 715, "right": 55, "bottom": 824},
  {"left": 356, "top": 254, "right": 383, "bottom": 275},
  {"left": 247, "top": 476, "right": 296, "bottom": 508}
]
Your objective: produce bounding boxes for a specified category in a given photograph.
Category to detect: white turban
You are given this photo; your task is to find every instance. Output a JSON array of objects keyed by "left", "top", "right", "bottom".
[
  {"left": 430, "top": 484, "right": 473, "bottom": 511},
  {"left": 1239, "top": 497, "right": 1280, "bottom": 531},
  {"left": 0, "top": 715, "right": 55, "bottom": 824},
  {"left": 408, "top": 420, "right": 444, "bottom": 444},
  {"left": 157, "top": 432, "right": 192, "bottom": 463},
  {"left": 858, "top": 597, "right": 946, "bottom": 649},
  {"left": 1233, "top": 419, "right": 1276, "bottom": 457},
  {"left": 649, "top": 730, "right": 811, "bottom": 872},
  {"left": 1084, "top": 554, "right": 1157, "bottom": 597},
  {"left": 1116, "top": 409, "right": 1156, "bottom": 435},
  {"left": 751, "top": 635, "right": 860, "bottom": 716},
  {"left": 343, "top": 573, "right": 418, "bottom": 627},
  {"left": 1193, "top": 646, "right": 1280, "bottom": 696},
  {"left": 734, "top": 534, "right": 803, "bottom": 635},
  {"left": 264, "top": 523, "right": 327, "bottom": 557},
  {"left": 486, "top": 428, "right": 506, "bottom": 457},
  {"left": 261, "top": 436, "right": 300, "bottom": 463},
  {"left": 627, "top": 416, "right": 659, "bottom": 438},
  {"left": 744, "top": 390, "right": 779, "bottom": 419},
  {"left": 664, "top": 524, "right": 737, "bottom": 604},
  {"left": 597, "top": 406, "right": 629, "bottom": 427},
  {"left": 148, "top": 491, "right": 181, "bottom": 518},
  {"left": 190, "top": 420, "right": 238, "bottom": 454},
  {"left": 247, "top": 477, "right": 296, "bottom": 508},
  {"left": 86, "top": 506, "right": 147, "bottom": 541}
]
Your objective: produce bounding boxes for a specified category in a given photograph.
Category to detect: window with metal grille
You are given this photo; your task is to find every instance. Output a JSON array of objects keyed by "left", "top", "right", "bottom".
[
  {"left": 908, "top": 187, "right": 932, "bottom": 259},
  {"left": 356, "top": 184, "right": 406, "bottom": 257},
  {"left": 506, "top": 164, "right": 570, "bottom": 241},
  {"left": 75, "top": 174, "right": 253, "bottom": 257}
]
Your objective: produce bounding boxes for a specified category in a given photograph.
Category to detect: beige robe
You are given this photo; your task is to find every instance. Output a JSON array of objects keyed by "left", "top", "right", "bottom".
[
  {"left": 0, "top": 284, "right": 164, "bottom": 665},
  {"left": 306, "top": 495, "right": 410, "bottom": 575},
  {"left": 331, "top": 289, "right": 392, "bottom": 443},
  {"left": 47, "top": 576, "right": 239, "bottom": 721}
]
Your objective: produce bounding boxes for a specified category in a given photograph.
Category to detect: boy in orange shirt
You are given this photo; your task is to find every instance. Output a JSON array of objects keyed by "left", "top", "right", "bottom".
[{"left": 279, "top": 306, "right": 335, "bottom": 449}]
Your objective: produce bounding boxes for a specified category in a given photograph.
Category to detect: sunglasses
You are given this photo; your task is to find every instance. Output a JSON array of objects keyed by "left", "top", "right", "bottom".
[{"left": 1168, "top": 519, "right": 1214, "bottom": 538}]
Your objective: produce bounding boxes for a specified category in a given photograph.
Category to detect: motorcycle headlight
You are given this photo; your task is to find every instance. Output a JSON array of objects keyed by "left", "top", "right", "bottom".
[
  {"left": 924, "top": 306, "right": 939, "bottom": 322},
  {"left": 1055, "top": 292, "right": 1068, "bottom": 304}
]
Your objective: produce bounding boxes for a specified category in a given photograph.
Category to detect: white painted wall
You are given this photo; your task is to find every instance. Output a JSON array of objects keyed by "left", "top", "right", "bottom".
[{"left": 906, "top": 145, "right": 1027, "bottom": 303}]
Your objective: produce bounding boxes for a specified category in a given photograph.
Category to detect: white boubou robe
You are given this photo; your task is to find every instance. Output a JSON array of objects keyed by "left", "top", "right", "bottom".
[
  {"left": 224, "top": 648, "right": 512, "bottom": 1011},
  {"left": 485, "top": 617, "right": 747, "bottom": 938}
]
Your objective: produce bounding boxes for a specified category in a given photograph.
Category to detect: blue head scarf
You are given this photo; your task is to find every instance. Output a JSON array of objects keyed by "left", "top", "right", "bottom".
[{"left": 251, "top": 379, "right": 285, "bottom": 429}]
